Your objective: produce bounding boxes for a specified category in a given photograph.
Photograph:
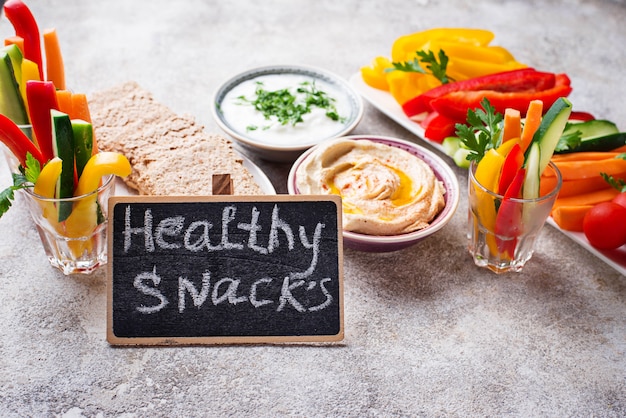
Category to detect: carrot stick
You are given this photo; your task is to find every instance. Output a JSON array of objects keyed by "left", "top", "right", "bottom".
[
  {"left": 502, "top": 108, "right": 521, "bottom": 142},
  {"left": 550, "top": 158, "right": 626, "bottom": 181},
  {"left": 43, "top": 28, "right": 65, "bottom": 90},
  {"left": 56, "top": 89, "right": 72, "bottom": 115},
  {"left": 551, "top": 151, "right": 626, "bottom": 162},
  {"left": 4, "top": 36, "right": 24, "bottom": 53},
  {"left": 520, "top": 100, "right": 543, "bottom": 153},
  {"left": 551, "top": 205, "right": 594, "bottom": 232},
  {"left": 70, "top": 93, "right": 97, "bottom": 153},
  {"left": 552, "top": 188, "right": 619, "bottom": 210}
]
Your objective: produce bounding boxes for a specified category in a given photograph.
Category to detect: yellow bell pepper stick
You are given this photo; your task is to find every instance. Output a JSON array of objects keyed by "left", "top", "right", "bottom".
[
  {"left": 64, "top": 152, "right": 131, "bottom": 257},
  {"left": 33, "top": 156, "right": 62, "bottom": 226},
  {"left": 472, "top": 149, "right": 505, "bottom": 258}
]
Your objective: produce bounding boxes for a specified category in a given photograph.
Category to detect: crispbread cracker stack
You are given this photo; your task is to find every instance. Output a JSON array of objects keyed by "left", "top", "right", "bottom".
[{"left": 88, "top": 82, "right": 264, "bottom": 196}]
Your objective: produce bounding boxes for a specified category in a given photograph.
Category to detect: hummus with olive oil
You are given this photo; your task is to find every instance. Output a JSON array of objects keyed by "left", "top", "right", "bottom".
[{"left": 296, "top": 138, "right": 446, "bottom": 235}]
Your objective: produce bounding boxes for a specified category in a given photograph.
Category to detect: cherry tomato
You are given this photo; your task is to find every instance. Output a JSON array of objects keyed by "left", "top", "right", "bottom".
[
  {"left": 611, "top": 192, "right": 626, "bottom": 209},
  {"left": 582, "top": 202, "right": 626, "bottom": 249}
]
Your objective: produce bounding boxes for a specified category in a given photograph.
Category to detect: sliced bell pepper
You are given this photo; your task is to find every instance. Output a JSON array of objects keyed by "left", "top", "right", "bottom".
[
  {"left": 26, "top": 80, "right": 59, "bottom": 162},
  {"left": 497, "top": 142, "right": 524, "bottom": 195},
  {"left": 421, "top": 111, "right": 457, "bottom": 143},
  {"left": 391, "top": 28, "right": 495, "bottom": 63},
  {"left": 472, "top": 149, "right": 506, "bottom": 257},
  {"left": 430, "top": 73, "right": 571, "bottom": 121},
  {"left": 3, "top": 0, "right": 43, "bottom": 80},
  {"left": 0, "top": 113, "right": 45, "bottom": 167},
  {"left": 494, "top": 167, "right": 526, "bottom": 259},
  {"left": 33, "top": 156, "right": 62, "bottom": 224},
  {"left": 64, "top": 152, "right": 131, "bottom": 257},
  {"left": 402, "top": 68, "right": 548, "bottom": 118},
  {"left": 360, "top": 56, "right": 393, "bottom": 91}
]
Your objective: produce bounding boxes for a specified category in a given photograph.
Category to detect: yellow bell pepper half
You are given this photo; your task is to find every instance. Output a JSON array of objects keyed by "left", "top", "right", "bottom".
[{"left": 361, "top": 28, "right": 527, "bottom": 107}]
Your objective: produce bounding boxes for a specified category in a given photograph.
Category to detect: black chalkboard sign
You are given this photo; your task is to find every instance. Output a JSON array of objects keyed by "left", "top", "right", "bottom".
[{"left": 106, "top": 195, "right": 344, "bottom": 345}]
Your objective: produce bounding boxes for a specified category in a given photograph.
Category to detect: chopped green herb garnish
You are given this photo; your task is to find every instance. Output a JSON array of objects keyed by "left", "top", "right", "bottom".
[
  {"left": 237, "top": 81, "right": 346, "bottom": 131},
  {"left": 454, "top": 98, "right": 503, "bottom": 163},
  {"left": 388, "top": 49, "right": 454, "bottom": 84}
]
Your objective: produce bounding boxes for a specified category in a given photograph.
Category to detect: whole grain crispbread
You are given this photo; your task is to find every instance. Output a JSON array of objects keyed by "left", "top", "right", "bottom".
[{"left": 88, "top": 82, "right": 264, "bottom": 196}]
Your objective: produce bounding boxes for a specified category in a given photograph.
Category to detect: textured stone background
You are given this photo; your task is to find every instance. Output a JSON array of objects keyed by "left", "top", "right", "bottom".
[{"left": 0, "top": 0, "right": 624, "bottom": 416}]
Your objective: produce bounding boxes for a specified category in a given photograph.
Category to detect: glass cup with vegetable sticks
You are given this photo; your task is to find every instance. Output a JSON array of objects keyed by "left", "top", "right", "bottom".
[
  {"left": 467, "top": 159, "right": 562, "bottom": 273},
  {"left": 21, "top": 172, "right": 116, "bottom": 275},
  {"left": 456, "top": 97, "right": 572, "bottom": 273}
]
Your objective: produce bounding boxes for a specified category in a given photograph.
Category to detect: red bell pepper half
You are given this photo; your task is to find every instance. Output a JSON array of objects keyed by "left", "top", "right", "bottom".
[
  {"left": 0, "top": 113, "right": 45, "bottom": 167},
  {"left": 402, "top": 68, "right": 551, "bottom": 118},
  {"left": 3, "top": 0, "right": 44, "bottom": 80},
  {"left": 494, "top": 167, "right": 526, "bottom": 258},
  {"left": 26, "top": 80, "right": 59, "bottom": 162},
  {"left": 430, "top": 73, "right": 571, "bottom": 121},
  {"left": 421, "top": 111, "right": 457, "bottom": 143}
]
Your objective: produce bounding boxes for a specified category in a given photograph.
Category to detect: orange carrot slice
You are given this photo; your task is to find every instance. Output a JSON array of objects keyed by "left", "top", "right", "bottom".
[
  {"left": 4, "top": 36, "right": 24, "bottom": 53},
  {"left": 502, "top": 108, "right": 521, "bottom": 142},
  {"left": 56, "top": 89, "right": 72, "bottom": 115},
  {"left": 551, "top": 205, "right": 594, "bottom": 232},
  {"left": 552, "top": 188, "right": 619, "bottom": 210},
  {"left": 43, "top": 28, "right": 65, "bottom": 90},
  {"left": 520, "top": 100, "right": 543, "bottom": 153},
  {"left": 550, "top": 157, "right": 626, "bottom": 180}
]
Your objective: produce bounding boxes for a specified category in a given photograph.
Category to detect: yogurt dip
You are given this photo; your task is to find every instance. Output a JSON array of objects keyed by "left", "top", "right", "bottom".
[
  {"left": 296, "top": 138, "right": 446, "bottom": 235},
  {"left": 219, "top": 74, "right": 352, "bottom": 146}
]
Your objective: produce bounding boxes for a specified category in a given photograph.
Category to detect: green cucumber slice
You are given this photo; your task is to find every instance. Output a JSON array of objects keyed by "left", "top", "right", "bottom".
[
  {"left": 526, "top": 97, "right": 572, "bottom": 175},
  {"left": 51, "top": 110, "right": 75, "bottom": 222},
  {"left": 72, "top": 119, "right": 94, "bottom": 179},
  {"left": 0, "top": 50, "right": 28, "bottom": 125},
  {"left": 523, "top": 142, "right": 541, "bottom": 199},
  {"left": 562, "top": 119, "right": 619, "bottom": 140}
]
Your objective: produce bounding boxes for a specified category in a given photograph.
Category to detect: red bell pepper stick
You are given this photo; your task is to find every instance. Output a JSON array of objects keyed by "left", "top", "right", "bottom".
[
  {"left": 26, "top": 80, "right": 59, "bottom": 162},
  {"left": 421, "top": 111, "right": 457, "bottom": 143},
  {"left": 3, "top": 0, "right": 44, "bottom": 80},
  {"left": 494, "top": 167, "right": 526, "bottom": 258},
  {"left": 430, "top": 73, "right": 571, "bottom": 121},
  {"left": 497, "top": 143, "right": 524, "bottom": 195},
  {"left": 402, "top": 68, "right": 551, "bottom": 117},
  {"left": 0, "top": 113, "right": 45, "bottom": 167}
]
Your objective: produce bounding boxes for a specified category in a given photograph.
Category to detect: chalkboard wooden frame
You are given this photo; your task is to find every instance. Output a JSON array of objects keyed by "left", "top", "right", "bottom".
[{"left": 106, "top": 194, "right": 344, "bottom": 346}]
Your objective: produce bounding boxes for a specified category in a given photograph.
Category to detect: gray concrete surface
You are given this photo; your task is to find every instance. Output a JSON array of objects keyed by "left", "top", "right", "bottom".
[{"left": 0, "top": 0, "right": 625, "bottom": 416}]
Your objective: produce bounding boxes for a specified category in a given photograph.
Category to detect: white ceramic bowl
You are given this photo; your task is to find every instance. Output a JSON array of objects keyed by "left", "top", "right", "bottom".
[
  {"left": 287, "top": 135, "right": 460, "bottom": 252},
  {"left": 211, "top": 65, "right": 363, "bottom": 163}
]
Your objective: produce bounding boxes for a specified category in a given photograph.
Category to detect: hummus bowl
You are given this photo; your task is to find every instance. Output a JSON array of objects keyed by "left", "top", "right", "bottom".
[
  {"left": 287, "top": 135, "right": 460, "bottom": 252},
  {"left": 211, "top": 65, "right": 363, "bottom": 163}
]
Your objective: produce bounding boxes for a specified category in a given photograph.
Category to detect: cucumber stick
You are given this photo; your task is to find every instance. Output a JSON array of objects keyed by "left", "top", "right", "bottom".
[
  {"left": 523, "top": 97, "right": 572, "bottom": 199},
  {"left": 72, "top": 119, "right": 94, "bottom": 179},
  {"left": 526, "top": 97, "right": 573, "bottom": 175},
  {"left": 51, "top": 110, "right": 75, "bottom": 222},
  {"left": 0, "top": 49, "right": 28, "bottom": 125}
]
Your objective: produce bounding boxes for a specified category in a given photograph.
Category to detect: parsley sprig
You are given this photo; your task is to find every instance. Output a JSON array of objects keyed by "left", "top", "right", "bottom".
[
  {"left": 237, "top": 81, "right": 346, "bottom": 131},
  {"left": 454, "top": 98, "right": 503, "bottom": 163},
  {"left": 0, "top": 153, "right": 41, "bottom": 218},
  {"left": 602, "top": 153, "right": 626, "bottom": 192},
  {"left": 388, "top": 50, "right": 454, "bottom": 84}
]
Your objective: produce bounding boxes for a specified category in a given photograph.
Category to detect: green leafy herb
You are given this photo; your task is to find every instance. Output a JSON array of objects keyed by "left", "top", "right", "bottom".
[
  {"left": 601, "top": 153, "right": 626, "bottom": 192},
  {"left": 388, "top": 49, "right": 453, "bottom": 84},
  {"left": 0, "top": 153, "right": 41, "bottom": 219},
  {"left": 554, "top": 124, "right": 583, "bottom": 152},
  {"left": 237, "top": 81, "right": 346, "bottom": 131},
  {"left": 454, "top": 98, "right": 503, "bottom": 163}
]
